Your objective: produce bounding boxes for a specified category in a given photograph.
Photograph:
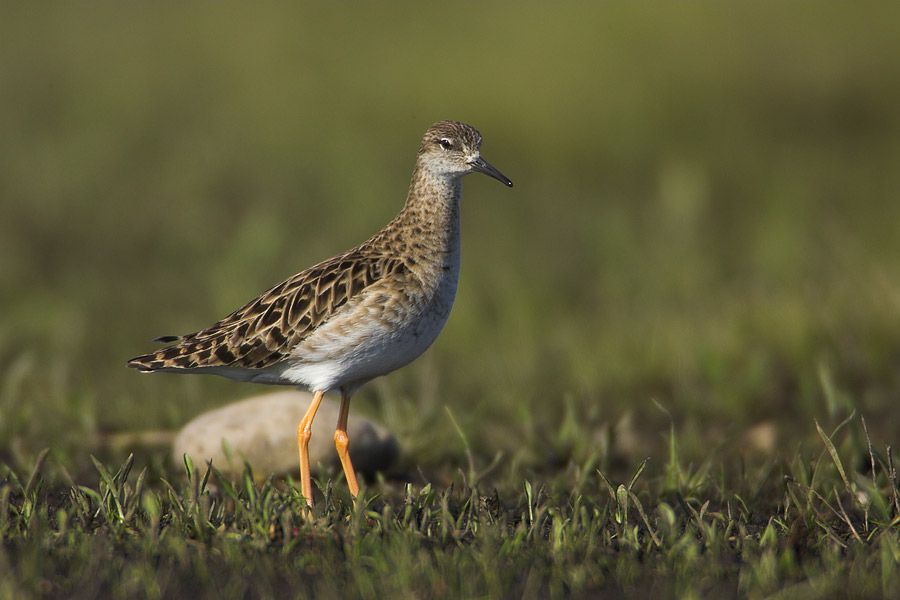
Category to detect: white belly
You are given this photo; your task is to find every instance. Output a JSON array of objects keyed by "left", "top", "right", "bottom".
[{"left": 274, "top": 260, "right": 459, "bottom": 393}]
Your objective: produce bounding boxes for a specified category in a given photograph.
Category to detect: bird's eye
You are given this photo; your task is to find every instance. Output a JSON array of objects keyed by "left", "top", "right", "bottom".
[{"left": 439, "top": 138, "right": 453, "bottom": 150}]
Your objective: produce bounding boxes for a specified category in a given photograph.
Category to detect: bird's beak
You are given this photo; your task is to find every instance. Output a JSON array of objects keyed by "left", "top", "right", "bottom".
[{"left": 469, "top": 156, "right": 513, "bottom": 187}]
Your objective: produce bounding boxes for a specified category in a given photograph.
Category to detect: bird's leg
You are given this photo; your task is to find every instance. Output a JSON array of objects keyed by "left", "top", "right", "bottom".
[
  {"left": 334, "top": 391, "right": 360, "bottom": 505},
  {"left": 297, "top": 389, "right": 325, "bottom": 513}
]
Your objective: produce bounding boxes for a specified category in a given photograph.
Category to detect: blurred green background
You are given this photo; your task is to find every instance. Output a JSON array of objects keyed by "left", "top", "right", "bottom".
[{"left": 3, "top": 3, "right": 900, "bottom": 480}]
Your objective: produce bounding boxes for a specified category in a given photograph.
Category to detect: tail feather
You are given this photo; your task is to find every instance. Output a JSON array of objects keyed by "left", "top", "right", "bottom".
[
  {"left": 126, "top": 353, "right": 163, "bottom": 371},
  {"left": 127, "top": 329, "right": 269, "bottom": 372},
  {"left": 127, "top": 334, "right": 219, "bottom": 372}
]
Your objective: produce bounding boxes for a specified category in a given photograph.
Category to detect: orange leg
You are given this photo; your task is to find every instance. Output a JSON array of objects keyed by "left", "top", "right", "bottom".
[
  {"left": 297, "top": 389, "right": 325, "bottom": 512},
  {"left": 334, "top": 391, "right": 360, "bottom": 505}
]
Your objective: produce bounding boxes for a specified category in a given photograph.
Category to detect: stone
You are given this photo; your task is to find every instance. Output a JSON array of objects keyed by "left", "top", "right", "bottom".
[{"left": 172, "top": 390, "right": 398, "bottom": 478}]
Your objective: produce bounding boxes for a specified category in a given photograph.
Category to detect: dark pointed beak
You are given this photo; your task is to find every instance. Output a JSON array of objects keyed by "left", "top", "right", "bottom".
[{"left": 469, "top": 156, "right": 513, "bottom": 187}]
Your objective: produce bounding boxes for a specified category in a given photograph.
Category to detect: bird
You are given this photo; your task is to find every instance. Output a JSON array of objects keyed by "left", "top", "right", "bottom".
[{"left": 127, "top": 120, "right": 513, "bottom": 511}]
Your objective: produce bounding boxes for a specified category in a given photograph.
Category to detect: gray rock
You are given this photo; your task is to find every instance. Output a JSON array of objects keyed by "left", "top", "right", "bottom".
[{"left": 172, "top": 390, "right": 398, "bottom": 478}]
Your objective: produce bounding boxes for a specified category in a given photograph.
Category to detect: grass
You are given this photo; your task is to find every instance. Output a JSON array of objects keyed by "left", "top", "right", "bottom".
[
  {"left": 3, "top": 3, "right": 900, "bottom": 598},
  {"left": 2, "top": 415, "right": 898, "bottom": 598}
]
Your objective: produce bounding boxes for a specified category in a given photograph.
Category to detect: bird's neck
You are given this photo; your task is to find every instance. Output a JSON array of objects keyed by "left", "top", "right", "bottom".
[
  {"left": 403, "top": 163, "right": 462, "bottom": 227},
  {"left": 386, "top": 164, "right": 462, "bottom": 257}
]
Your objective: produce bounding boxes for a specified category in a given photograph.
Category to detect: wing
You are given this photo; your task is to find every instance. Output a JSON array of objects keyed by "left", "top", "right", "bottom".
[{"left": 127, "top": 247, "right": 408, "bottom": 372}]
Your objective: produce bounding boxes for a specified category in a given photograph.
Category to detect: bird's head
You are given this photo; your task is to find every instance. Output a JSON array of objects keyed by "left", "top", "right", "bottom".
[{"left": 418, "top": 121, "right": 513, "bottom": 187}]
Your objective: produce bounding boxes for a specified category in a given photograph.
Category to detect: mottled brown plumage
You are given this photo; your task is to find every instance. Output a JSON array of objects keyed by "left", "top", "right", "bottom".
[{"left": 129, "top": 250, "right": 405, "bottom": 372}]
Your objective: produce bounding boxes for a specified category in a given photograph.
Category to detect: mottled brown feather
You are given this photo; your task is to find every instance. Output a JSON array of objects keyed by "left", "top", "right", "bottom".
[{"left": 127, "top": 247, "right": 409, "bottom": 372}]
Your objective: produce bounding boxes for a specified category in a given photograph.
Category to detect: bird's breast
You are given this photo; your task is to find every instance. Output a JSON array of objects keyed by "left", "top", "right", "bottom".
[{"left": 279, "top": 247, "right": 461, "bottom": 392}]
